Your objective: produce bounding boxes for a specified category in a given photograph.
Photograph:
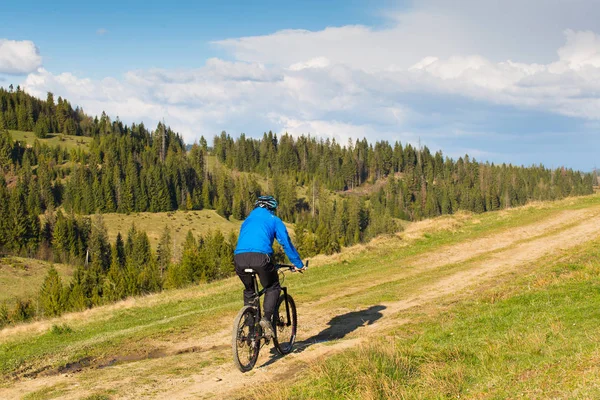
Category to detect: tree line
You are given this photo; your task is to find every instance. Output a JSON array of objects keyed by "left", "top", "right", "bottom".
[
  {"left": 213, "top": 131, "right": 594, "bottom": 219},
  {"left": 0, "top": 86, "right": 91, "bottom": 137},
  {"left": 0, "top": 89, "right": 595, "bottom": 326},
  {"left": 0, "top": 214, "right": 237, "bottom": 327}
]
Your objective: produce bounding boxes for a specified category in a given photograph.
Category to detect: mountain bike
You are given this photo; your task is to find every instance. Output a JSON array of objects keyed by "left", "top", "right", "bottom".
[{"left": 232, "top": 261, "right": 308, "bottom": 372}]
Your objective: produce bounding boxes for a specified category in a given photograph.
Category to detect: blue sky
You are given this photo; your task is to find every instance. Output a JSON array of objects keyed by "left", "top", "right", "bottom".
[
  {"left": 1, "top": 0, "right": 600, "bottom": 170},
  {"left": 1, "top": 0, "right": 390, "bottom": 77}
]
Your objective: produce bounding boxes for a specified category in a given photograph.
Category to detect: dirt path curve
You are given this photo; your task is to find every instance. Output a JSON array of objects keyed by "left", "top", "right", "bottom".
[
  {"left": 309, "top": 206, "right": 598, "bottom": 308},
  {"left": 2, "top": 205, "right": 600, "bottom": 399},
  {"left": 170, "top": 208, "right": 600, "bottom": 399}
]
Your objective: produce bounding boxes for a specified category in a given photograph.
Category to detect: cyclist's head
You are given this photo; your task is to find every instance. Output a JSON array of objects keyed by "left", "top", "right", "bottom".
[{"left": 255, "top": 195, "right": 278, "bottom": 211}]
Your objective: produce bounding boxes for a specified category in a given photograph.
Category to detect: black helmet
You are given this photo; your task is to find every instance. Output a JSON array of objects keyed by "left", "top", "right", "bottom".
[{"left": 255, "top": 195, "right": 278, "bottom": 211}]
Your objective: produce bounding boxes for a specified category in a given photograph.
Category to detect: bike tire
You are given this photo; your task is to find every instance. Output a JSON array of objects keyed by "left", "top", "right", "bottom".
[
  {"left": 272, "top": 294, "right": 297, "bottom": 355},
  {"left": 232, "top": 306, "right": 261, "bottom": 372}
]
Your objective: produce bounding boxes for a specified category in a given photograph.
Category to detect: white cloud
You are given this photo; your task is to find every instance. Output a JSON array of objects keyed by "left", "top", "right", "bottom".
[
  {"left": 0, "top": 39, "right": 42, "bottom": 75},
  {"left": 20, "top": 29, "right": 600, "bottom": 147},
  {"left": 97, "top": 28, "right": 108, "bottom": 36},
  {"left": 289, "top": 57, "right": 330, "bottom": 71},
  {"left": 557, "top": 29, "right": 600, "bottom": 69},
  {"left": 214, "top": 0, "right": 600, "bottom": 70}
]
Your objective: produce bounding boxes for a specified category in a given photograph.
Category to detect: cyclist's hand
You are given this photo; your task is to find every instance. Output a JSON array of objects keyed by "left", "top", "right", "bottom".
[{"left": 293, "top": 265, "right": 306, "bottom": 273}]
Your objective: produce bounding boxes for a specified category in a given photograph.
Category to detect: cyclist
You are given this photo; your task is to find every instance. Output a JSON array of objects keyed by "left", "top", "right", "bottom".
[{"left": 234, "top": 195, "right": 305, "bottom": 339}]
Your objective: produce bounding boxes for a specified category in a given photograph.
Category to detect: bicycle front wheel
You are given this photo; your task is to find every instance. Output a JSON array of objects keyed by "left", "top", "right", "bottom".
[
  {"left": 232, "top": 306, "right": 260, "bottom": 372},
  {"left": 273, "top": 294, "right": 297, "bottom": 355}
]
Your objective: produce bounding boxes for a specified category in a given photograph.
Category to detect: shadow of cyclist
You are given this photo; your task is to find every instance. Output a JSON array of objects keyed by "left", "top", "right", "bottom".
[{"left": 259, "top": 304, "right": 386, "bottom": 368}]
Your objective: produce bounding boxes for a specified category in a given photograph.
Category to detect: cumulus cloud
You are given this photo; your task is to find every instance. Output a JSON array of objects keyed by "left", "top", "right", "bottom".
[
  {"left": 0, "top": 39, "right": 42, "bottom": 74},
  {"left": 21, "top": 30, "right": 600, "bottom": 145},
  {"left": 215, "top": 0, "right": 600, "bottom": 69}
]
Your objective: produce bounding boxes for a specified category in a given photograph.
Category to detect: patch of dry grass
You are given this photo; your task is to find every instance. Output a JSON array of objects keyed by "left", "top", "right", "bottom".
[
  {"left": 0, "top": 257, "right": 74, "bottom": 303},
  {"left": 100, "top": 209, "right": 242, "bottom": 249},
  {"left": 9, "top": 130, "right": 91, "bottom": 152}
]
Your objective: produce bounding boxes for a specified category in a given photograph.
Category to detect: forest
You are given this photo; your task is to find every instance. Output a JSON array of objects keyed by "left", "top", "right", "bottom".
[{"left": 0, "top": 86, "right": 595, "bottom": 326}]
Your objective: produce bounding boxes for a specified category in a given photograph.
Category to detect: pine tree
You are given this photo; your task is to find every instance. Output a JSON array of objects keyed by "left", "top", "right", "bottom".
[
  {"left": 52, "top": 210, "right": 68, "bottom": 262},
  {"left": 232, "top": 190, "right": 245, "bottom": 220},
  {"left": 68, "top": 281, "right": 87, "bottom": 311},
  {"left": 201, "top": 178, "right": 212, "bottom": 209},
  {"left": 180, "top": 230, "right": 199, "bottom": 283},
  {"left": 115, "top": 232, "right": 125, "bottom": 267},
  {"left": 8, "top": 182, "right": 29, "bottom": 253},
  {"left": 34, "top": 115, "right": 49, "bottom": 139},
  {"left": 0, "top": 110, "right": 6, "bottom": 130},
  {"left": 39, "top": 266, "right": 64, "bottom": 317},
  {"left": 0, "top": 130, "right": 13, "bottom": 172},
  {"left": 138, "top": 255, "right": 161, "bottom": 294},
  {"left": 156, "top": 226, "right": 172, "bottom": 278},
  {"left": 88, "top": 215, "right": 111, "bottom": 273},
  {"left": 0, "top": 176, "right": 10, "bottom": 248},
  {"left": 103, "top": 245, "right": 126, "bottom": 302}
]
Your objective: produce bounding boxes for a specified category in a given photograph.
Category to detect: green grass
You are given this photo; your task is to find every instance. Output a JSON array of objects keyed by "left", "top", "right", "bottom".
[
  {"left": 0, "top": 257, "right": 74, "bottom": 303},
  {"left": 100, "top": 209, "right": 243, "bottom": 248},
  {"left": 9, "top": 130, "right": 91, "bottom": 152},
  {"left": 1, "top": 194, "right": 599, "bottom": 395},
  {"left": 22, "top": 382, "right": 69, "bottom": 400},
  {"left": 254, "top": 239, "right": 600, "bottom": 399}
]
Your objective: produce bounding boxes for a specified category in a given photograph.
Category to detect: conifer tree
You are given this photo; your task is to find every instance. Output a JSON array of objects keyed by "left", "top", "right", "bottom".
[
  {"left": 0, "top": 176, "right": 10, "bottom": 248},
  {"left": 0, "top": 130, "right": 13, "bottom": 172},
  {"left": 103, "top": 247, "right": 126, "bottom": 302},
  {"left": 39, "top": 266, "right": 64, "bottom": 317},
  {"left": 156, "top": 226, "right": 172, "bottom": 278},
  {"left": 201, "top": 178, "right": 212, "bottom": 209},
  {"left": 88, "top": 215, "right": 111, "bottom": 273},
  {"left": 180, "top": 230, "right": 199, "bottom": 283},
  {"left": 8, "top": 182, "right": 29, "bottom": 253}
]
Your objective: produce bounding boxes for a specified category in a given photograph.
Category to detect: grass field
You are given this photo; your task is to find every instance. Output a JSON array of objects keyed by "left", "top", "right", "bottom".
[
  {"left": 0, "top": 258, "right": 74, "bottom": 303},
  {"left": 100, "top": 209, "right": 243, "bottom": 249},
  {"left": 9, "top": 130, "right": 91, "bottom": 152},
  {"left": 1, "top": 194, "right": 600, "bottom": 399},
  {"left": 258, "top": 238, "right": 600, "bottom": 399}
]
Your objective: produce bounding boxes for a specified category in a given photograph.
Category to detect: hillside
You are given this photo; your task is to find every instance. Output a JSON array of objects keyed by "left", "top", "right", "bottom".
[
  {"left": 9, "top": 130, "right": 91, "bottom": 152},
  {"left": 100, "top": 209, "right": 243, "bottom": 250},
  {"left": 2, "top": 194, "right": 600, "bottom": 399},
  {"left": 0, "top": 258, "right": 74, "bottom": 303}
]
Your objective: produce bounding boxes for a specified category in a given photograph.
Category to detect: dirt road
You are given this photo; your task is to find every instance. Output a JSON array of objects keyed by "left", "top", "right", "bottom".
[{"left": 3, "top": 204, "right": 600, "bottom": 399}]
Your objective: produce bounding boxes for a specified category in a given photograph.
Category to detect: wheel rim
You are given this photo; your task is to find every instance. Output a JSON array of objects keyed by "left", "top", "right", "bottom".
[{"left": 235, "top": 311, "right": 259, "bottom": 369}]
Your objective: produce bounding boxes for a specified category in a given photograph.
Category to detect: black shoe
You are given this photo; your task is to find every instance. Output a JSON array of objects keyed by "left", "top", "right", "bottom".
[
  {"left": 244, "top": 315, "right": 255, "bottom": 328},
  {"left": 259, "top": 318, "right": 275, "bottom": 339}
]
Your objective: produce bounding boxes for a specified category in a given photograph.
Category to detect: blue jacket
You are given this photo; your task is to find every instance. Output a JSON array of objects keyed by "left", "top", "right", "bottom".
[{"left": 235, "top": 207, "right": 303, "bottom": 269}]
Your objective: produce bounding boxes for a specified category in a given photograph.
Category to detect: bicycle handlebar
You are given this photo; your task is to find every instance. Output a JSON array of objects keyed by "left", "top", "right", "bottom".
[{"left": 275, "top": 260, "right": 309, "bottom": 273}]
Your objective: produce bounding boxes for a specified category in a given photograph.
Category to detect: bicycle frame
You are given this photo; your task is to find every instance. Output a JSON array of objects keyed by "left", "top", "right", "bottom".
[{"left": 247, "top": 271, "right": 291, "bottom": 327}]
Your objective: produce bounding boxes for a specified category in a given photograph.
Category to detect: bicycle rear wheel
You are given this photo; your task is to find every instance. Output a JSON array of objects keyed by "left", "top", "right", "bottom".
[
  {"left": 232, "top": 306, "right": 261, "bottom": 372},
  {"left": 273, "top": 294, "right": 297, "bottom": 355}
]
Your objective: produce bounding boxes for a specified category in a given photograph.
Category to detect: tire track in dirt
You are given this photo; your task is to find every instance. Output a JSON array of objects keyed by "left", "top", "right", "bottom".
[
  {"left": 114, "top": 206, "right": 600, "bottom": 375},
  {"left": 310, "top": 206, "right": 600, "bottom": 308},
  {"left": 166, "top": 208, "right": 600, "bottom": 399},
  {"left": 162, "top": 206, "right": 600, "bottom": 359},
  {"left": 3, "top": 206, "right": 600, "bottom": 399}
]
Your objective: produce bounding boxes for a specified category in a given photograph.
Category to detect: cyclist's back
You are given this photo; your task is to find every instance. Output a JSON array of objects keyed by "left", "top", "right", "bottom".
[{"left": 236, "top": 208, "right": 301, "bottom": 264}]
